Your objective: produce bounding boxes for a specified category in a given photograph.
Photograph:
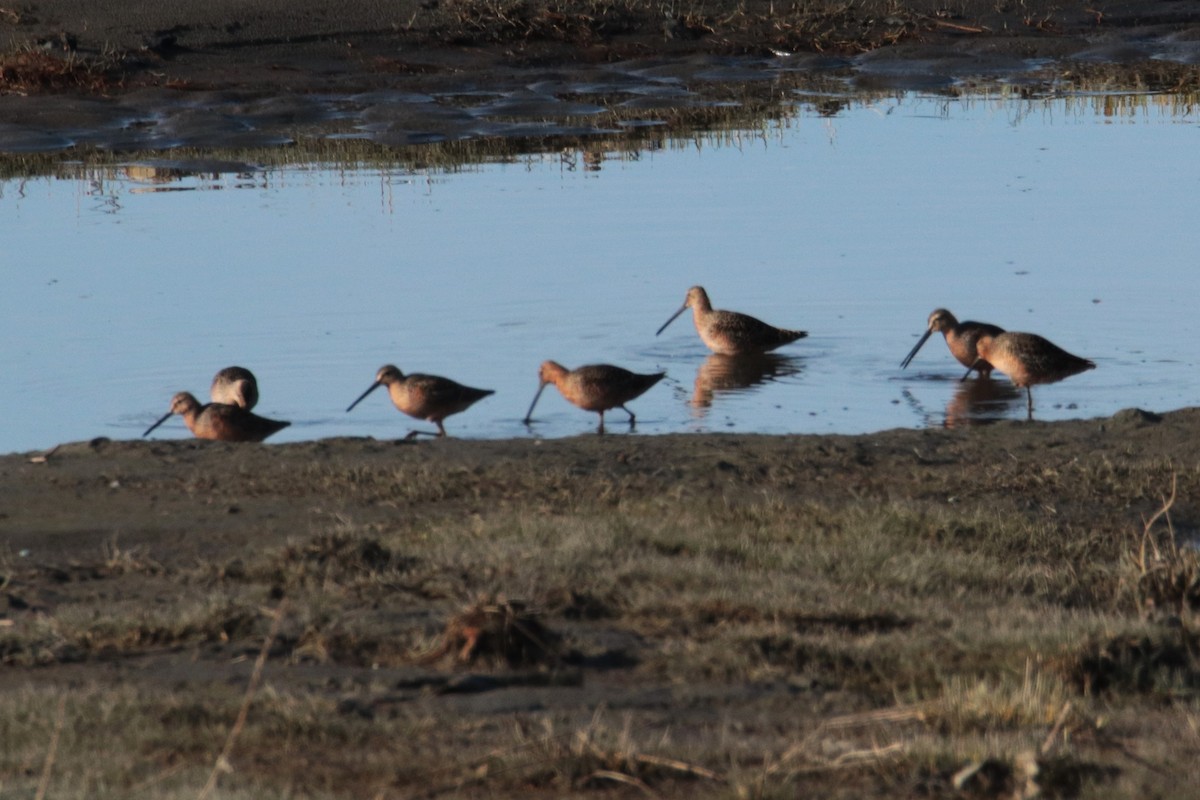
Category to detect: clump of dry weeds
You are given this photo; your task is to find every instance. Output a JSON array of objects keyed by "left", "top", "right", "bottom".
[
  {"left": 0, "top": 48, "right": 122, "bottom": 94},
  {"left": 1124, "top": 475, "right": 1200, "bottom": 619},
  {"left": 416, "top": 594, "right": 563, "bottom": 667}
]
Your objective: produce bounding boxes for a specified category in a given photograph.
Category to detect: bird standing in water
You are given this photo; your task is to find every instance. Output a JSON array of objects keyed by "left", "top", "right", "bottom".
[
  {"left": 968, "top": 331, "right": 1095, "bottom": 419},
  {"left": 900, "top": 308, "right": 1004, "bottom": 378},
  {"left": 524, "top": 361, "right": 665, "bottom": 434},
  {"left": 143, "top": 392, "right": 290, "bottom": 442},
  {"left": 656, "top": 286, "right": 807, "bottom": 355},
  {"left": 346, "top": 364, "right": 493, "bottom": 438}
]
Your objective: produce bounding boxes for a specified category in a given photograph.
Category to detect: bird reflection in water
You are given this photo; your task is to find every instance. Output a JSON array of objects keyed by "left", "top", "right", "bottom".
[
  {"left": 691, "top": 352, "right": 803, "bottom": 413},
  {"left": 943, "top": 377, "right": 1023, "bottom": 428},
  {"left": 901, "top": 378, "right": 1023, "bottom": 428}
]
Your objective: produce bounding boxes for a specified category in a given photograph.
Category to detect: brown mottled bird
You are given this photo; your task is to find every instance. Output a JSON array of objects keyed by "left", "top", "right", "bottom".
[
  {"left": 900, "top": 308, "right": 1005, "bottom": 378},
  {"left": 209, "top": 366, "right": 259, "bottom": 410},
  {"left": 143, "top": 392, "right": 290, "bottom": 442},
  {"left": 656, "top": 286, "right": 807, "bottom": 355},
  {"left": 524, "top": 361, "right": 665, "bottom": 433},
  {"left": 346, "top": 364, "right": 493, "bottom": 438},
  {"left": 969, "top": 331, "right": 1095, "bottom": 419}
]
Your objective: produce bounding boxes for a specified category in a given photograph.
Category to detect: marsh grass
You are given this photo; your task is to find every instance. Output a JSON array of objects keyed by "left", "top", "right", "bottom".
[
  {"left": 1, "top": 43, "right": 1197, "bottom": 183},
  {"left": 4, "top": 441, "right": 1200, "bottom": 797}
]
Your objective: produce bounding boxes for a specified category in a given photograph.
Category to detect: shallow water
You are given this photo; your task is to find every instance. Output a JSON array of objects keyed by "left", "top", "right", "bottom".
[{"left": 3, "top": 90, "right": 1198, "bottom": 451}]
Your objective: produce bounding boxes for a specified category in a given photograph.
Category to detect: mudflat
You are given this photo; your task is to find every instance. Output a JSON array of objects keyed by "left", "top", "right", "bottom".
[
  {"left": 4, "top": 0, "right": 1200, "bottom": 95},
  {"left": 2, "top": 406, "right": 1199, "bottom": 797},
  {"left": 3, "top": 0, "right": 1199, "bottom": 160}
]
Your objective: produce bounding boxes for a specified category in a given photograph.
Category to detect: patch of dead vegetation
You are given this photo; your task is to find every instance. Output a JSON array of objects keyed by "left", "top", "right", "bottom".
[
  {"left": 1058, "top": 627, "right": 1200, "bottom": 697},
  {"left": 266, "top": 530, "right": 417, "bottom": 588},
  {"left": 1123, "top": 474, "right": 1200, "bottom": 619},
  {"left": 437, "top": 0, "right": 654, "bottom": 47},
  {"left": 416, "top": 595, "right": 564, "bottom": 667},
  {"left": 427, "top": 0, "right": 980, "bottom": 55},
  {"left": 0, "top": 48, "right": 122, "bottom": 94}
]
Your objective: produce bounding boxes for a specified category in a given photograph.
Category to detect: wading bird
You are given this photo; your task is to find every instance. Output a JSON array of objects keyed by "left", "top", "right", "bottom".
[
  {"left": 209, "top": 366, "right": 259, "bottom": 410},
  {"left": 143, "top": 392, "right": 289, "bottom": 442},
  {"left": 900, "top": 308, "right": 1004, "bottom": 378},
  {"left": 346, "top": 364, "right": 493, "bottom": 438},
  {"left": 656, "top": 286, "right": 807, "bottom": 355},
  {"left": 524, "top": 361, "right": 665, "bottom": 434},
  {"left": 968, "top": 331, "right": 1095, "bottom": 420}
]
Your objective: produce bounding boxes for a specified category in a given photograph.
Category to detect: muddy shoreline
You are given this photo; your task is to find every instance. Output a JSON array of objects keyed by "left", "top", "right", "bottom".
[
  {"left": 2, "top": 408, "right": 1200, "bottom": 795},
  {"left": 6, "top": 0, "right": 1200, "bottom": 95},
  {"left": 3, "top": 0, "right": 1199, "bottom": 166},
  {"left": 3, "top": 404, "right": 1194, "bottom": 566}
]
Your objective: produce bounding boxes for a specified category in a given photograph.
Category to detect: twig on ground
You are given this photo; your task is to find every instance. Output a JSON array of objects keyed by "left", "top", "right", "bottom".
[
  {"left": 34, "top": 694, "right": 68, "bottom": 800},
  {"left": 196, "top": 599, "right": 289, "bottom": 800},
  {"left": 1040, "top": 700, "right": 1073, "bottom": 755}
]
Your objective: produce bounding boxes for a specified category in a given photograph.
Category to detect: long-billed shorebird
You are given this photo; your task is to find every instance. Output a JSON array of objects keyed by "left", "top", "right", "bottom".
[
  {"left": 967, "top": 332, "right": 1095, "bottom": 419},
  {"left": 346, "top": 364, "right": 493, "bottom": 438},
  {"left": 210, "top": 366, "right": 259, "bottom": 410},
  {"left": 143, "top": 392, "right": 290, "bottom": 442},
  {"left": 524, "top": 361, "right": 665, "bottom": 434},
  {"left": 900, "top": 308, "right": 1004, "bottom": 378},
  {"left": 656, "top": 286, "right": 807, "bottom": 355}
]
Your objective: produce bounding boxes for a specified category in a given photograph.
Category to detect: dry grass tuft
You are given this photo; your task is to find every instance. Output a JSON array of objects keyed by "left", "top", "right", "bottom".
[
  {"left": 1125, "top": 474, "right": 1200, "bottom": 619},
  {"left": 926, "top": 661, "right": 1073, "bottom": 735},
  {"left": 416, "top": 595, "right": 563, "bottom": 667},
  {"left": 0, "top": 48, "right": 121, "bottom": 94},
  {"left": 272, "top": 530, "right": 411, "bottom": 584},
  {"left": 446, "top": 712, "right": 725, "bottom": 796},
  {"left": 1059, "top": 627, "right": 1200, "bottom": 697}
]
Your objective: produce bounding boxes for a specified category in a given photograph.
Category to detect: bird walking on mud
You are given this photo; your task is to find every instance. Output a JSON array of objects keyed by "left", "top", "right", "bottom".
[
  {"left": 900, "top": 309, "right": 1004, "bottom": 378},
  {"left": 210, "top": 366, "right": 259, "bottom": 410},
  {"left": 523, "top": 361, "right": 665, "bottom": 434},
  {"left": 346, "top": 364, "right": 493, "bottom": 438},
  {"left": 967, "top": 332, "right": 1095, "bottom": 420},
  {"left": 143, "top": 392, "right": 290, "bottom": 442},
  {"left": 656, "top": 286, "right": 807, "bottom": 355}
]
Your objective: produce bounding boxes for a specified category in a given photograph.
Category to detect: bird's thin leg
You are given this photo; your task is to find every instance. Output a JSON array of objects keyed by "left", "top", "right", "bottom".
[
  {"left": 1025, "top": 387, "right": 1034, "bottom": 421},
  {"left": 623, "top": 405, "right": 636, "bottom": 426}
]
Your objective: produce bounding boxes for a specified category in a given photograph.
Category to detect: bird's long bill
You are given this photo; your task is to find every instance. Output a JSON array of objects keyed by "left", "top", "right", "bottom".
[
  {"left": 142, "top": 409, "right": 174, "bottom": 438},
  {"left": 960, "top": 360, "right": 984, "bottom": 383},
  {"left": 523, "top": 382, "right": 547, "bottom": 423},
  {"left": 899, "top": 329, "right": 934, "bottom": 369},
  {"left": 346, "top": 381, "right": 382, "bottom": 413},
  {"left": 655, "top": 303, "right": 688, "bottom": 337}
]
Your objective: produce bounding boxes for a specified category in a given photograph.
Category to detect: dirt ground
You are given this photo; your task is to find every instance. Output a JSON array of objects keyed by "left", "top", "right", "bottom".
[
  {"left": 4, "top": 0, "right": 1200, "bottom": 96},
  {"left": 3, "top": 406, "right": 1200, "bottom": 797},
  {"left": 4, "top": 406, "right": 1191, "bottom": 568}
]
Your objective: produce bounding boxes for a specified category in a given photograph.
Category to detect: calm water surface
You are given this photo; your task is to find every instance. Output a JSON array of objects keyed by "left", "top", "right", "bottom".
[{"left": 3, "top": 91, "right": 1198, "bottom": 451}]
